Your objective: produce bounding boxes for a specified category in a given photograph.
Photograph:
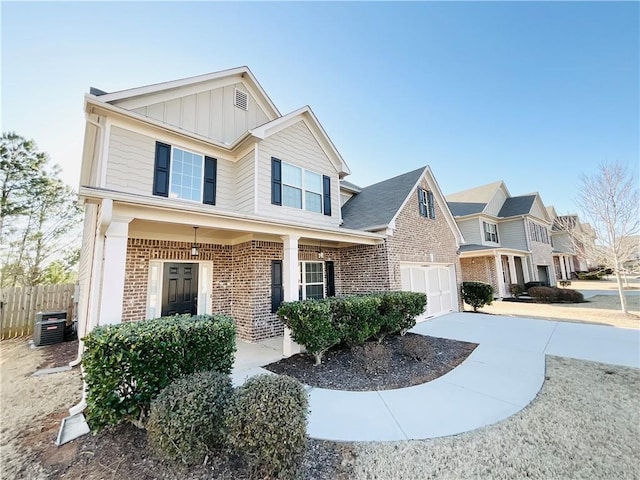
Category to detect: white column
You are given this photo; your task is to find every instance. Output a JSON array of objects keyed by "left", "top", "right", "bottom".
[
  {"left": 507, "top": 255, "right": 517, "bottom": 287},
  {"left": 98, "top": 217, "right": 132, "bottom": 326},
  {"left": 560, "top": 255, "right": 568, "bottom": 280},
  {"left": 494, "top": 253, "right": 506, "bottom": 298},
  {"left": 281, "top": 235, "right": 301, "bottom": 357}
]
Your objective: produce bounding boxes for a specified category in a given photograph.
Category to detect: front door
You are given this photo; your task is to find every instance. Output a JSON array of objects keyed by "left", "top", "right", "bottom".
[{"left": 162, "top": 263, "right": 198, "bottom": 316}]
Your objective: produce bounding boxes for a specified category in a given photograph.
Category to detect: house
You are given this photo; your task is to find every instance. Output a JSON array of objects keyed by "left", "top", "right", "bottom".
[
  {"left": 446, "top": 181, "right": 555, "bottom": 297},
  {"left": 75, "top": 66, "right": 465, "bottom": 352},
  {"left": 546, "top": 207, "right": 594, "bottom": 278}
]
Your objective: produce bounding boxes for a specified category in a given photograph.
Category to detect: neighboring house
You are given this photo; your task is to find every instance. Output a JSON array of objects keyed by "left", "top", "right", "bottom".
[
  {"left": 546, "top": 207, "right": 594, "bottom": 278},
  {"left": 446, "top": 181, "right": 555, "bottom": 297},
  {"left": 75, "top": 66, "right": 464, "bottom": 350}
]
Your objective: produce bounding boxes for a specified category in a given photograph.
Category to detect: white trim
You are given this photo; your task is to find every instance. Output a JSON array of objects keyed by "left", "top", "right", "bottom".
[
  {"left": 167, "top": 145, "right": 205, "bottom": 203},
  {"left": 399, "top": 262, "right": 458, "bottom": 320},
  {"left": 253, "top": 143, "right": 259, "bottom": 214},
  {"left": 98, "top": 119, "right": 111, "bottom": 188}
]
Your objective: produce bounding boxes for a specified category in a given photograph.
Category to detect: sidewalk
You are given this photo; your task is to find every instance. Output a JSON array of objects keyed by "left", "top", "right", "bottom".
[{"left": 233, "top": 313, "right": 640, "bottom": 442}]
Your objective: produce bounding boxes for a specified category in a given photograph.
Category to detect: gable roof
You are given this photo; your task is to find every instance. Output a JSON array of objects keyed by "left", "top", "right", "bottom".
[
  {"left": 341, "top": 167, "right": 425, "bottom": 231},
  {"left": 497, "top": 195, "right": 536, "bottom": 217},
  {"left": 446, "top": 180, "right": 508, "bottom": 204},
  {"left": 340, "top": 180, "right": 362, "bottom": 193},
  {"left": 448, "top": 202, "right": 487, "bottom": 217},
  {"left": 91, "top": 66, "right": 280, "bottom": 119}
]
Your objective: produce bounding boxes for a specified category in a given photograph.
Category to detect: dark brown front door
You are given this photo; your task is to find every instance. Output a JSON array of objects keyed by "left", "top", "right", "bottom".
[{"left": 162, "top": 263, "right": 198, "bottom": 316}]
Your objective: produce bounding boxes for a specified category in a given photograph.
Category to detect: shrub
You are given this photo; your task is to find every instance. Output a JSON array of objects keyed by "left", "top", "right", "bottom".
[
  {"left": 352, "top": 341, "right": 392, "bottom": 376},
  {"left": 83, "top": 314, "right": 236, "bottom": 432},
  {"left": 525, "top": 281, "right": 545, "bottom": 290},
  {"left": 509, "top": 283, "right": 525, "bottom": 298},
  {"left": 226, "top": 374, "right": 308, "bottom": 479},
  {"left": 277, "top": 299, "right": 339, "bottom": 365},
  {"left": 462, "top": 282, "right": 494, "bottom": 312},
  {"left": 376, "top": 291, "right": 427, "bottom": 341},
  {"left": 147, "top": 371, "right": 233, "bottom": 466},
  {"left": 577, "top": 272, "right": 602, "bottom": 280},
  {"left": 527, "top": 286, "right": 559, "bottom": 303},
  {"left": 332, "top": 295, "right": 382, "bottom": 347},
  {"left": 556, "top": 288, "right": 584, "bottom": 303}
]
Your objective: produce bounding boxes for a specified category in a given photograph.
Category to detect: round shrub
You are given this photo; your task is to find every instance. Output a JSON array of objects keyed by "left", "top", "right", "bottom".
[
  {"left": 226, "top": 374, "right": 308, "bottom": 479},
  {"left": 462, "top": 281, "right": 494, "bottom": 312},
  {"left": 556, "top": 288, "right": 584, "bottom": 303},
  {"left": 146, "top": 370, "right": 233, "bottom": 466},
  {"left": 527, "top": 286, "right": 559, "bottom": 303}
]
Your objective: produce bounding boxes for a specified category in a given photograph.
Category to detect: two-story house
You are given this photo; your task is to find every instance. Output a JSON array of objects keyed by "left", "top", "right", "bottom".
[
  {"left": 446, "top": 181, "right": 555, "bottom": 297},
  {"left": 546, "top": 207, "right": 595, "bottom": 279},
  {"left": 75, "top": 66, "right": 465, "bottom": 350}
]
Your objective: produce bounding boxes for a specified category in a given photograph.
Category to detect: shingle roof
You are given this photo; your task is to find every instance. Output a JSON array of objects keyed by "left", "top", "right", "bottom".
[
  {"left": 447, "top": 202, "right": 487, "bottom": 217},
  {"left": 459, "top": 244, "right": 496, "bottom": 252},
  {"left": 498, "top": 195, "right": 536, "bottom": 217},
  {"left": 341, "top": 167, "right": 425, "bottom": 231},
  {"left": 340, "top": 180, "right": 362, "bottom": 193}
]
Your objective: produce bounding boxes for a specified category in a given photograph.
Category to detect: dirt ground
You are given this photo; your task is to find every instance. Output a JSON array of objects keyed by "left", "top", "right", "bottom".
[
  {"left": 1, "top": 281, "right": 638, "bottom": 479},
  {"left": 480, "top": 278, "right": 640, "bottom": 329}
]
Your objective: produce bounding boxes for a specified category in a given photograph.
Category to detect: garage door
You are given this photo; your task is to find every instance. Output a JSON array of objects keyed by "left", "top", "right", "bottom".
[{"left": 400, "top": 265, "right": 457, "bottom": 319}]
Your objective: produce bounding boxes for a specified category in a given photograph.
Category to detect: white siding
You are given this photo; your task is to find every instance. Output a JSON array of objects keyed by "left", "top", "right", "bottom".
[
  {"left": 499, "top": 219, "right": 528, "bottom": 250},
  {"left": 530, "top": 199, "right": 547, "bottom": 222},
  {"left": 257, "top": 120, "right": 341, "bottom": 227},
  {"left": 552, "top": 232, "right": 574, "bottom": 253},
  {"left": 485, "top": 188, "right": 507, "bottom": 217},
  {"left": 235, "top": 151, "right": 255, "bottom": 214},
  {"left": 457, "top": 218, "right": 481, "bottom": 245},
  {"left": 340, "top": 192, "right": 354, "bottom": 206},
  {"left": 132, "top": 83, "right": 269, "bottom": 145},
  {"left": 215, "top": 158, "right": 236, "bottom": 211},
  {"left": 106, "top": 126, "right": 156, "bottom": 195}
]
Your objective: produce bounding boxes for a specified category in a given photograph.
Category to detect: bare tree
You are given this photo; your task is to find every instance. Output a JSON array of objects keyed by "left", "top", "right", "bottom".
[{"left": 562, "top": 162, "right": 639, "bottom": 314}]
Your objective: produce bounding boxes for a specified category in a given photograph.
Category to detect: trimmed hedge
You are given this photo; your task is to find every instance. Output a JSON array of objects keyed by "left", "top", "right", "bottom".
[
  {"left": 147, "top": 371, "right": 233, "bottom": 466},
  {"left": 509, "top": 283, "right": 525, "bottom": 298},
  {"left": 226, "top": 374, "right": 308, "bottom": 479},
  {"left": 462, "top": 281, "right": 494, "bottom": 312},
  {"left": 83, "top": 314, "right": 236, "bottom": 432},
  {"left": 528, "top": 286, "right": 584, "bottom": 303},
  {"left": 277, "top": 292, "right": 427, "bottom": 364}
]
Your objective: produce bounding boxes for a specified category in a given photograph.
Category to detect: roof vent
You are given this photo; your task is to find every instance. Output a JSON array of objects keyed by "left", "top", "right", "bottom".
[{"left": 234, "top": 89, "right": 248, "bottom": 111}]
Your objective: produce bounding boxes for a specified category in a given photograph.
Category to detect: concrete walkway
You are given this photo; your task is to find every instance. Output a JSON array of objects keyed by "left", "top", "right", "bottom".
[{"left": 233, "top": 313, "right": 640, "bottom": 442}]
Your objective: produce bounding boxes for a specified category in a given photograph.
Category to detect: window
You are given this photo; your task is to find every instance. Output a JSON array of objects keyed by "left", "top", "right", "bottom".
[
  {"left": 483, "top": 221, "right": 499, "bottom": 243},
  {"left": 529, "top": 221, "right": 550, "bottom": 244},
  {"left": 153, "top": 142, "right": 216, "bottom": 205},
  {"left": 418, "top": 188, "right": 436, "bottom": 219},
  {"left": 271, "top": 158, "right": 331, "bottom": 216},
  {"left": 299, "top": 262, "right": 324, "bottom": 300}
]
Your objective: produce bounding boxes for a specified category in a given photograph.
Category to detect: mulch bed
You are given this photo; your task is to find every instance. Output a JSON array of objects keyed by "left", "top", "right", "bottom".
[
  {"left": 264, "top": 333, "right": 478, "bottom": 391},
  {"left": 36, "top": 338, "right": 79, "bottom": 369}
]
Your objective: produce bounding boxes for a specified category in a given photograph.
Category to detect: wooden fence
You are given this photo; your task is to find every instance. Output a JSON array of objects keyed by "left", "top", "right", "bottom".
[{"left": 0, "top": 284, "right": 77, "bottom": 340}]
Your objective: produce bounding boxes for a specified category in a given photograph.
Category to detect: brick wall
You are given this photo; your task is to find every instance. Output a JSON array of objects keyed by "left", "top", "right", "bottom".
[{"left": 460, "top": 256, "right": 499, "bottom": 296}]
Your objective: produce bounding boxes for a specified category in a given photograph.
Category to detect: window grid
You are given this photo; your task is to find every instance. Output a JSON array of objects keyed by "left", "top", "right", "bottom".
[
  {"left": 299, "top": 262, "right": 324, "bottom": 300},
  {"left": 483, "top": 222, "right": 499, "bottom": 243},
  {"left": 170, "top": 148, "right": 204, "bottom": 202}
]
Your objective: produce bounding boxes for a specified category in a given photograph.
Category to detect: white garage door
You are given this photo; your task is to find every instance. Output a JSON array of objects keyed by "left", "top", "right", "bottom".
[{"left": 400, "top": 265, "right": 457, "bottom": 319}]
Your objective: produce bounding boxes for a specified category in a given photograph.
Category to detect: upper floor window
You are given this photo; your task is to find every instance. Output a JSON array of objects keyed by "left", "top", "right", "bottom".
[
  {"left": 483, "top": 221, "right": 499, "bottom": 243},
  {"left": 271, "top": 158, "right": 331, "bottom": 216},
  {"left": 418, "top": 187, "right": 436, "bottom": 219},
  {"left": 529, "top": 221, "right": 550, "bottom": 244},
  {"left": 153, "top": 142, "right": 217, "bottom": 205}
]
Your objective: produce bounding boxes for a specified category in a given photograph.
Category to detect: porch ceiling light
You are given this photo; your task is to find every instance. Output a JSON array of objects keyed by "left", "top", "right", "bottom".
[{"left": 191, "top": 227, "right": 199, "bottom": 256}]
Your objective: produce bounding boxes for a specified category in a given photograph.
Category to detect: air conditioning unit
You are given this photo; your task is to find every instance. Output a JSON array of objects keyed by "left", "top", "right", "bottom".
[{"left": 33, "top": 311, "right": 67, "bottom": 347}]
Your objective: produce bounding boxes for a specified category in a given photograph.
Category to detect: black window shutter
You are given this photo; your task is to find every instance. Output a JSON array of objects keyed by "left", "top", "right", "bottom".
[
  {"left": 271, "top": 260, "right": 284, "bottom": 313},
  {"left": 153, "top": 142, "right": 171, "bottom": 197},
  {"left": 271, "top": 158, "right": 282, "bottom": 205},
  {"left": 417, "top": 188, "right": 427, "bottom": 217},
  {"left": 325, "top": 261, "right": 335, "bottom": 297},
  {"left": 323, "top": 175, "right": 332, "bottom": 216},
  {"left": 203, "top": 156, "right": 217, "bottom": 205},
  {"left": 428, "top": 191, "right": 436, "bottom": 219}
]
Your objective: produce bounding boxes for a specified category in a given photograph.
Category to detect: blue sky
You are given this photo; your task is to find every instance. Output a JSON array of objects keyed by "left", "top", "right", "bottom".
[{"left": 2, "top": 1, "right": 638, "bottom": 215}]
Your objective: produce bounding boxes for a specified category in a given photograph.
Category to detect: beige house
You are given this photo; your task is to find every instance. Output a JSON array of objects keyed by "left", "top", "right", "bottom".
[
  {"left": 446, "top": 181, "right": 555, "bottom": 297},
  {"left": 75, "top": 66, "right": 465, "bottom": 351},
  {"left": 546, "top": 207, "right": 594, "bottom": 278}
]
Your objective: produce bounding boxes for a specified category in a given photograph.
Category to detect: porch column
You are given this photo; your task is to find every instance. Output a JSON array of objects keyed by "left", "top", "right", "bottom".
[
  {"left": 560, "top": 255, "right": 568, "bottom": 280},
  {"left": 507, "top": 255, "right": 518, "bottom": 286},
  {"left": 494, "top": 253, "right": 506, "bottom": 297},
  {"left": 281, "top": 235, "right": 301, "bottom": 357},
  {"left": 98, "top": 217, "right": 132, "bottom": 325}
]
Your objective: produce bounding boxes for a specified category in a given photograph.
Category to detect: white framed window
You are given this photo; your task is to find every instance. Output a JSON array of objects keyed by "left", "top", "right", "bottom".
[
  {"left": 483, "top": 221, "right": 499, "bottom": 243},
  {"left": 305, "top": 170, "right": 323, "bottom": 213},
  {"left": 282, "top": 163, "right": 303, "bottom": 208},
  {"left": 299, "top": 261, "right": 324, "bottom": 300},
  {"left": 418, "top": 188, "right": 436, "bottom": 219},
  {"left": 169, "top": 147, "right": 204, "bottom": 202}
]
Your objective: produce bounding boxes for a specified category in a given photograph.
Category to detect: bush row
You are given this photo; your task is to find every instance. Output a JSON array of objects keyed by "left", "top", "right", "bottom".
[
  {"left": 527, "top": 286, "right": 584, "bottom": 303},
  {"left": 148, "top": 373, "right": 308, "bottom": 479},
  {"left": 461, "top": 281, "right": 494, "bottom": 312},
  {"left": 82, "top": 314, "right": 236, "bottom": 432},
  {"left": 277, "top": 292, "right": 427, "bottom": 365}
]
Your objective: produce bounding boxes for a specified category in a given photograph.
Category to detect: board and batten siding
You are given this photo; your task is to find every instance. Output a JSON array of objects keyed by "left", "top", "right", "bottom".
[
  {"left": 132, "top": 83, "right": 269, "bottom": 146},
  {"left": 235, "top": 151, "right": 255, "bottom": 214},
  {"left": 257, "top": 120, "right": 341, "bottom": 228},
  {"left": 499, "top": 219, "right": 528, "bottom": 250},
  {"left": 457, "top": 218, "right": 482, "bottom": 245},
  {"left": 106, "top": 126, "right": 156, "bottom": 195}
]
